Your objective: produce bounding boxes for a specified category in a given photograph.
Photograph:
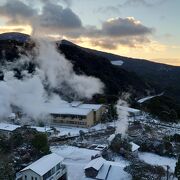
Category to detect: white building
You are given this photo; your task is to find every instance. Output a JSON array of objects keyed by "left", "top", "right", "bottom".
[{"left": 16, "top": 153, "right": 67, "bottom": 180}]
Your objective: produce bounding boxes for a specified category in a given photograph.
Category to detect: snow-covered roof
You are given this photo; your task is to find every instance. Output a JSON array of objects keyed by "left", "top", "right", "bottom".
[
  {"left": 96, "top": 164, "right": 110, "bottom": 179},
  {"left": 84, "top": 157, "right": 130, "bottom": 180},
  {"left": 118, "top": 106, "right": 140, "bottom": 113},
  {"left": 21, "top": 153, "right": 64, "bottom": 176},
  {"left": 30, "top": 126, "right": 52, "bottom": 133},
  {"left": 70, "top": 101, "right": 83, "bottom": 107},
  {"left": 8, "top": 113, "right": 16, "bottom": 119},
  {"left": 48, "top": 107, "right": 92, "bottom": 116},
  {"left": 130, "top": 142, "right": 140, "bottom": 152},
  {"left": 44, "top": 102, "right": 103, "bottom": 116},
  {"left": 106, "top": 165, "right": 125, "bottom": 180},
  {"left": 0, "top": 123, "right": 20, "bottom": 132},
  {"left": 107, "top": 134, "right": 115, "bottom": 143},
  {"left": 78, "top": 104, "right": 103, "bottom": 111},
  {"left": 84, "top": 157, "right": 105, "bottom": 171},
  {"left": 0, "top": 123, "right": 53, "bottom": 133}
]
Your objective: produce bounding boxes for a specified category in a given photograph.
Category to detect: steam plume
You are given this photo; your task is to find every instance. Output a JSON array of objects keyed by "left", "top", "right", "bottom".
[
  {"left": 0, "top": 37, "right": 104, "bottom": 120},
  {"left": 116, "top": 93, "right": 130, "bottom": 137}
]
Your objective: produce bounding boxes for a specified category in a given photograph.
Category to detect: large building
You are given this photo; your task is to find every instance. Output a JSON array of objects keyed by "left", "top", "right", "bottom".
[
  {"left": 48, "top": 102, "right": 105, "bottom": 128},
  {"left": 16, "top": 153, "right": 67, "bottom": 180}
]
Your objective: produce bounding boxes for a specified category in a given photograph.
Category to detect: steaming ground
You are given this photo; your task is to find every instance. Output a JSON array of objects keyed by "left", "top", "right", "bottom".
[
  {"left": 116, "top": 97, "right": 130, "bottom": 137},
  {"left": 0, "top": 38, "right": 104, "bottom": 121}
]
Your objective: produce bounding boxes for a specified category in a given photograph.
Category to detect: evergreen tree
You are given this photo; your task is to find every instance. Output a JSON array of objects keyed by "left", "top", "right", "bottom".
[
  {"left": 0, "top": 161, "right": 15, "bottom": 180},
  {"left": 175, "top": 157, "right": 180, "bottom": 179},
  {"left": 32, "top": 133, "right": 50, "bottom": 155},
  {"left": 109, "top": 104, "right": 118, "bottom": 120}
]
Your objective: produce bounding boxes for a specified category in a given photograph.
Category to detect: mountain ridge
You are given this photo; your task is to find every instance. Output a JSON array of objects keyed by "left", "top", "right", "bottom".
[
  {"left": 0, "top": 32, "right": 179, "bottom": 121},
  {"left": 60, "top": 39, "right": 180, "bottom": 103}
]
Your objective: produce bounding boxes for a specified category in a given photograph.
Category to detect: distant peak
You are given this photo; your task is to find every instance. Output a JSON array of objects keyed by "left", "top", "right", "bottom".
[
  {"left": 0, "top": 32, "right": 30, "bottom": 42},
  {"left": 60, "top": 39, "right": 77, "bottom": 46}
]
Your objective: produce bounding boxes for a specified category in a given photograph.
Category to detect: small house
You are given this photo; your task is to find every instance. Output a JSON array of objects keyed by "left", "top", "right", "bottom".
[
  {"left": 16, "top": 153, "right": 67, "bottom": 180},
  {"left": 84, "top": 157, "right": 105, "bottom": 178},
  {"left": 84, "top": 157, "right": 130, "bottom": 180},
  {"left": 0, "top": 122, "right": 20, "bottom": 137}
]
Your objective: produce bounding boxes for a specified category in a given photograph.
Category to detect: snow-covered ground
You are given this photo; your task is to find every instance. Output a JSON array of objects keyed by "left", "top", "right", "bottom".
[
  {"left": 133, "top": 113, "right": 180, "bottom": 135},
  {"left": 51, "top": 145, "right": 131, "bottom": 180},
  {"left": 138, "top": 152, "right": 177, "bottom": 172},
  {"left": 113, "top": 155, "right": 130, "bottom": 167},
  {"left": 54, "top": 122, "right": 115, "bottom": 136},
  {"left": 54, "top": 126, "right": 88, "bottom": 136},
  {"left": 51, "top": 145, "right": 99, "bottom": 162},
  {"left": 137, "top": 92, "right": 164, "bottom": 103},
  {"left": 51, "top": 145, "right": 100, "bottom": 180}
]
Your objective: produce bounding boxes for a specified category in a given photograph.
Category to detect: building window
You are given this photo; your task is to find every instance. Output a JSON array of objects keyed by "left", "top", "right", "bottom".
[
  {"left": 31, "top": 177, "right": 34, "bottom": 180},
  {"left": 25, "top": 175, "right": 27, "bottom": 180},
  {"left": 17, "top": 178, "right": 23, "bottom": 180},
  {"left": 56, "top": 163, "right": 60, "bottom": 170},
  {"left": 43, "top": 170, "right": 51, "bottom": 180},
  {"left": 51, "top": 167, "right": 55, "bottom": 174}
]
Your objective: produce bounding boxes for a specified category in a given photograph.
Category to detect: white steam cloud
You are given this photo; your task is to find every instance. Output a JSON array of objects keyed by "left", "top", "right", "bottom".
[
  {"left": 0, "top": 37, "right": 104, "bottom": 121},
  {"left": 116, "top": 93, "right": 130, "bottom": 137},
  {"left": 35, "top": 39, "right": 104, "bottom": 98}
]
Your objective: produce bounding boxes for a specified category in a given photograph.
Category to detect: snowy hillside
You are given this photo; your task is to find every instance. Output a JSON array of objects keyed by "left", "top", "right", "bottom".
[{"left": 111, "top": 60, "right": 124, "bottom": 66}]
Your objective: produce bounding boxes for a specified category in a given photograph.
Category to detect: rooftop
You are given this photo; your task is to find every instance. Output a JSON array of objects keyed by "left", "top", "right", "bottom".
[
  {"left": 96, "top": 163, "right": 110, "bottom": 179},
  {"left": 84, "top": 157, "right": 130, "bottom": 180},
  {"left": 130, "top": 142, "right": 140, "bottom": 152},
  {"left": 78, "top": 104, "right": 103, "bottom": 111},
  {"left": 107, "top": 134, "right": 115, "bottom": 143},
  {"left": 21, "top": 153, "right": 64, "bottom": 176},
  {"left": 30, "top": 126, "right": 53, "bottom": 133},
  {"left": 84, "top": 157, "right": 105, "bottom": 171},
  {"left": 0, "top": 123, "right": 20, "bottom": 132},
  {"left": 48, "top": 107, "right": 92, "bottom": 116},
  {"left": 0, "top": 123, "right": 53, "bottom": 133},
  {"left": 46, "top": 102, "right": 103, "bottom": 116},
  {"left": 71, "top": 101, "right": 83, "bottom": 107}
]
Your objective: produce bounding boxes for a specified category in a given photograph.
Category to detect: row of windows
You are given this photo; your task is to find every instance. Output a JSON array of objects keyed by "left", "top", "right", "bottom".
[
  {"left": 25, "top": 176, "right": 37, "bottom": 180},
  {"left": 58, "top": 120, "right": 87, "bottom": 125},
  {"left": 51, "top": 113, "right": 86, "bottom": 119},
  {"left": 43, "top": 163, "right": 64, "bottom": 180}
]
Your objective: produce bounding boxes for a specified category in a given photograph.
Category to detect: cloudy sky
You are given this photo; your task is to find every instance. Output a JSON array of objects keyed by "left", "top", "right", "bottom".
[{"left": 0, "top": 0, "right": 179, "bottom": 66}]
